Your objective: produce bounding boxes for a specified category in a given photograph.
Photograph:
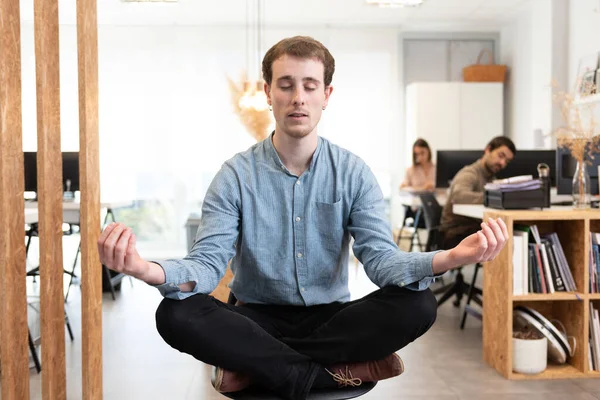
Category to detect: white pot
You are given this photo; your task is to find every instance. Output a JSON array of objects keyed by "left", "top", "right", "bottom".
[{"left": 513, "top": 337, "right": 548, "bottom": 374}]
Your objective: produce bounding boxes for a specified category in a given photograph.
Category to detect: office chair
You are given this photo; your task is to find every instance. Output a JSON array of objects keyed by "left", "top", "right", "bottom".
[
  {"left": 395, "top": 205, "right": 425, "bottom": 252},
  {"left": 460, "top": 262, "right": 483, "bottom": 329},
  {"left": 417, "top": 193, "right": 479, "bottom": 308},
  {"left": 25, "top": 223, "right": 79, "bottom": 284},
  {"left": 215, "top": 292, "right": 377, "bottom": 400}
]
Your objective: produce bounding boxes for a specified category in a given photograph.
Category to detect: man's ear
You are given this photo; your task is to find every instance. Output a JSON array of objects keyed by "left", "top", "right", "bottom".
[
  {"left": 264, "top": 82, "right": 271, "bottom": 105},
  {"left": 323, "top": 85, "right": 334, "bottom": 108}
]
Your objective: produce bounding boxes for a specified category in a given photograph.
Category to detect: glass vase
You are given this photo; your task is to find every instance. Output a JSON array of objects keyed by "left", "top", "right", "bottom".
[{"left": 572, "top": 159, "right": 591, "bottom": 209}]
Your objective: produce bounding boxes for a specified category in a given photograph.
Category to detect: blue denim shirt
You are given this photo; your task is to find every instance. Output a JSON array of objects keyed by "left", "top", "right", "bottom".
[{"left": 155, "top": 134, "right": 438, "bottom": 305}]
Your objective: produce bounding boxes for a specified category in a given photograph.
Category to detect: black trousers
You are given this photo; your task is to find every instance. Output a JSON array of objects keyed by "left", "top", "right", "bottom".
[{"left": 155, "top": 286, "right": 437, "bottom": 400}]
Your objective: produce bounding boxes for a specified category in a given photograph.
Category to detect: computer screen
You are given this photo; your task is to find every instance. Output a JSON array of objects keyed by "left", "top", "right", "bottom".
[
  {"left": 556, "top": 146, "right": 600, "bottom": 195},
  {"left": 496, "top": 150, "right": 556, "bottom": 186},
  {"left": 62, "top": 152, "right": 79, "bottom": 192},
  {"left": 23, "top": 152, "right": 79, "bottom": 194},
  {"left": 435, "top": 149, "right": 557, "bottom": 189},
  {"left": 435, "top": 150, "right": 482, "bottom": 188},
  {"left": 23, "top": 152, "right": 37, "bottom": 192}
]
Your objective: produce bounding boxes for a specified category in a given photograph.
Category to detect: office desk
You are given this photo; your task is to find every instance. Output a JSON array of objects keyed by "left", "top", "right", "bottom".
[
  {"left": 24, "top": 201, "right": 133, "bottom": 300},
  {"left": 399, "top": 189, "right": 447, "bottom": 208},
  {"left": 24, "top": 201, "right": 132, "bottom": 225},
  {"left": 453, "top": 204, "right": 590, "bottom": 220}
]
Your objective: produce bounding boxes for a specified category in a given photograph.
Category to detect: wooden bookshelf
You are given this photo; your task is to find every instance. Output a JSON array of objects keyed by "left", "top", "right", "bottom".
[
  {"left": 482, "top": 208, "right": 600, "bottom": 380},
  {"left": 512, "top": 293, "right": 583, "bottom": 301}
]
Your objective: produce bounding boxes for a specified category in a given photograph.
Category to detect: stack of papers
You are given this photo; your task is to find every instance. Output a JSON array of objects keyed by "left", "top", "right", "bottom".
[{"left": 485, "top": 178, "right": 541, "bottom": 192}]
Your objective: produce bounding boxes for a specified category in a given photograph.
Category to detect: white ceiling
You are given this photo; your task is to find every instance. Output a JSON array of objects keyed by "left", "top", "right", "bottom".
[{"left": 19, "top": 0, "right": 529, "bottom": 28}]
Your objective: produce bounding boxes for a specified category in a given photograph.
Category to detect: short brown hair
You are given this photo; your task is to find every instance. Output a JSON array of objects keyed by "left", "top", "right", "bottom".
[
  {"left": 486, "top": 136, "right": 517, "bottom": 155},
  {"left": 262, "top": 36, "right": 335, "bottom": 87}
]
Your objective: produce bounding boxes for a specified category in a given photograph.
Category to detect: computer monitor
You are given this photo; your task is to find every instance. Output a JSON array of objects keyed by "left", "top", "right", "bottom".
[
  {"left": 23, "top": 151, "right": 79, "bottom": 194},
  {"left": 62, "top": 152, "right": 79, "bottom": 192},
  {"left": 496, "top": 150, "right": 556, "bottom": 187},
  {"left": 23, "top": 152, "right": 38, "bottom": 192},
  {"left": 435, "top": 150, "right": 482, "bottom": 188},
  {"left": 435, "top": 149, "right": 557, "bottom": 189},
  {"left": 556, "top": 146, "right": 600, "bottom": 195}
]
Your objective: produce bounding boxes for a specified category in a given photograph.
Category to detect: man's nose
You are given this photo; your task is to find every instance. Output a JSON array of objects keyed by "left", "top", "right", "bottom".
[{"left": 293, "top": 88, "right": 305, "bottom": 105}]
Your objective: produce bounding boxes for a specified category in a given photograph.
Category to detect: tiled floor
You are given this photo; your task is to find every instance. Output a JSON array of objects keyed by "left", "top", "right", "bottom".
[{"left": 10, "top": 263, "right": 600, "bottom": 399}]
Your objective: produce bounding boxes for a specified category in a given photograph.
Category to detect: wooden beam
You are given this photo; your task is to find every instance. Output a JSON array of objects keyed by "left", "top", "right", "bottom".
[
  {"left": 34, "top": 0, "right": 67, "bottom": 397},
  {"left": 0, "top": 0, "right": 31, "bottom": 398},
  {"left": 77, "top": 0, "right": 102, "bottom": 398}
]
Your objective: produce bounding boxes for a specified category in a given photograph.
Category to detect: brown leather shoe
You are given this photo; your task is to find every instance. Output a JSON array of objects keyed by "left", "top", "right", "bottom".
[
  {"left": 325, "top": 353, "right": 404, "bottom": 388},
  {"left": 211, "top": 366, "right": 251, "bottom": 393}
]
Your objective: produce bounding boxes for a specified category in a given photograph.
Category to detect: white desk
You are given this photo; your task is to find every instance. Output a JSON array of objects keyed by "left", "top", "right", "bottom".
[
  {"left": 453, "top": 203, "right": 591, "bottom": 220},
  {"left": 24, "top": 201, "right": 133, "bottom": 301},
  {"left": 24, "top": 201, "right": 132, "bottom": 225},
  {"left": 400, "top": 184, "right": 598, "bottom": 211},
  {"left": 399, "top": 189, "right": 447, "bottom": 208}
]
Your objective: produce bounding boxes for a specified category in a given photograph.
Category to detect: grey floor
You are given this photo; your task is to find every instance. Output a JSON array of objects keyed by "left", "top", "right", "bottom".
[{"left": 9, "top": 262, "right": 600, "bottom": 400}]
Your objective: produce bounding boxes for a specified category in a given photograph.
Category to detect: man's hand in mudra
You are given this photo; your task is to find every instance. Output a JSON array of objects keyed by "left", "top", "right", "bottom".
[{"left": 432, "top": 217, "right": 508, "bottom": 275}]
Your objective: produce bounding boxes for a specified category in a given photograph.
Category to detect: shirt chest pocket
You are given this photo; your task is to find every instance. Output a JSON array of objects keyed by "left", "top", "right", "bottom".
[{"left": 313, "top": 200, "right": 345, "bottom": 246}]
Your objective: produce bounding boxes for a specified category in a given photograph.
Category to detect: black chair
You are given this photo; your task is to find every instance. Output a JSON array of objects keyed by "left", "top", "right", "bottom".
[
  {"left": 460, "top": 263, "right": 483, "bottom": 329},
  {"left": 25, "top": 223, "right": 79, "bottom": 284},
  {"left": 416, "top": 193, "right": 443, "bottom": 253},
  {"left": 395, "top": 205, "right": 425, "bottom": 252},
  {"left": 417, "top": 193, "right": 480, "bottom": 308},
  {"left": 216, "top": 292, "right": 377, "bottom": 400}
]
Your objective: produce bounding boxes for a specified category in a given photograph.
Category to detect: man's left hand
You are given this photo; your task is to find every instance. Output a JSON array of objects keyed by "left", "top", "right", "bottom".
[{"left": 432, "top": 217, "right": 509, "bottom": 275}]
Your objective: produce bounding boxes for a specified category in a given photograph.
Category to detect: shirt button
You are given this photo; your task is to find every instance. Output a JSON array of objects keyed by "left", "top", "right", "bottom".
[
  {"left": 301, "top": 287, "right": 306, "bottom": 292},
  {"left": 400, "top": 281, "right": 405, "bottom": 287},
  {"left": 296, "top": 180, "right": 301, "bottom": 185},
  {"left": 297, "top": 252, "right": 303, "bottom": 258},
  {"left": 295, "top": 217, "right": 301, "bottom": 222}
]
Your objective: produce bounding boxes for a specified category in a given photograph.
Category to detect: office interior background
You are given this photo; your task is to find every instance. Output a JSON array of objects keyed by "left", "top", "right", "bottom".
[
  {"left": 11, "top": 0, "right": 600, "bottom": 399},
  {"left": 18, "top": 0, "right": 597, "bottom": 260}
]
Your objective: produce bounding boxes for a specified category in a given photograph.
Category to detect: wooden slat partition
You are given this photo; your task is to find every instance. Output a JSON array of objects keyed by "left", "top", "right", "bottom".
[
  {"left": 0, "top": 0, "right": 31, "bottom": 398},
  {"left": 34, "top": 0, "right": 67, "bottom": 397},
  {"left": 77, "top": 0, "right": 103, "bottom": 398}
]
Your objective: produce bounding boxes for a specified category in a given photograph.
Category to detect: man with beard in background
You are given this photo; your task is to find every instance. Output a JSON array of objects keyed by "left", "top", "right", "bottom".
[{"left": 440, "top": 136, "right": 516, "bottom": 249}]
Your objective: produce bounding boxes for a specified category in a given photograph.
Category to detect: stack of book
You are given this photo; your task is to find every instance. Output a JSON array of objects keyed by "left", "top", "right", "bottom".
[{"left": 512, "top": 224, "right": 577, "bottom": 295}]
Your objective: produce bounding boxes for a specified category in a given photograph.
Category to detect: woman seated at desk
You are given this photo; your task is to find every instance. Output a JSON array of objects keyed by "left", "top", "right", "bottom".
[
  {"left": 400, "top": 138, "right": 435, "bottom": 192},
  {"left": 399, "top": 138, "right": 436, "bottom": 231}
]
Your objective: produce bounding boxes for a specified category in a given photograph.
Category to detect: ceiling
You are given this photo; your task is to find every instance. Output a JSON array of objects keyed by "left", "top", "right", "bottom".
[{"left": 19, "top": 0, "right": 529, "bottom": 28}]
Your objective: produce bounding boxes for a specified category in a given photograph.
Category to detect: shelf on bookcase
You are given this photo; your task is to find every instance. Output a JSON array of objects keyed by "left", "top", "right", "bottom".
[
  {"left": 589, "top": 294, "right": 600, "bottom": 300},
  {"left": 512, "top": 292, "right": 583, "bottom": 301},
  {"left": 511, "top": 364, "right": 584, "bottom": 380}
]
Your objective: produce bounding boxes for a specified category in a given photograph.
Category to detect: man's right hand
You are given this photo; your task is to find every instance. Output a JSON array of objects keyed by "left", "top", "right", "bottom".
[{"left": 97, "top": 223, "right": 165, "bottom": 285}]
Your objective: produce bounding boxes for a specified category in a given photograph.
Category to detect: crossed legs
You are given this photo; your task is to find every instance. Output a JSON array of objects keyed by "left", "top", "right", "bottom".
[{"left": 155, "top": 286, "right": 437, "bottom": 400}]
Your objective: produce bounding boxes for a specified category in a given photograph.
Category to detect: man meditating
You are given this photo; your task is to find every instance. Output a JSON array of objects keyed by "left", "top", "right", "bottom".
[{"left": 98, "top": 36, "right": 508, "bottom": 400}]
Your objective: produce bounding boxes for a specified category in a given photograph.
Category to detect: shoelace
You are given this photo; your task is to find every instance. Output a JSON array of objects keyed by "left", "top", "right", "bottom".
[{"left": 325, "top": 366, "right": 363, "bottom": 388}]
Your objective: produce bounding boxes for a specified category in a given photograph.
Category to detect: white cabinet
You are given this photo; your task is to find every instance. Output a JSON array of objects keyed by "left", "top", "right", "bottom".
[{"left": 405, "top": 82, "right": 503, "bottom": 161}]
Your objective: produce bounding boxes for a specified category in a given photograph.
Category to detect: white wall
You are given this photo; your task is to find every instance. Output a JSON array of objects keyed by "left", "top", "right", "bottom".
[
  {"left": 500, "top": 0, "right": 557, "bottom": 150},
  {"left": 19, "top": 22, "right": 403, "bottom": 248},
  {"left": 568, "top": 0, "right": 600, "bottom": 90}
]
